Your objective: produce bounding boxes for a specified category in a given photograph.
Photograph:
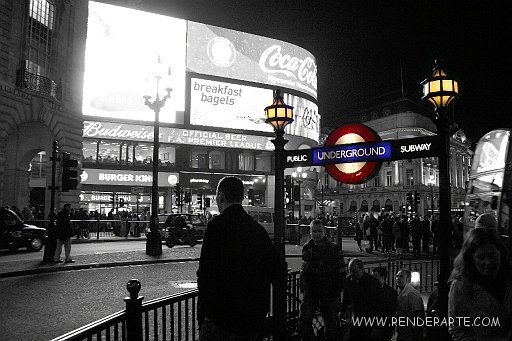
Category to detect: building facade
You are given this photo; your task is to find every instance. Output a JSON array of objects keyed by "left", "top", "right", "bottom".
[
  {"left": 77, "top": 2, "right": 320, "bottom": 216},
  {"left": 317, "top": 95, "right": 473, "bottom": 218},
  {"left": 0, "top": 0, "right": 87, "bottom": 212}
]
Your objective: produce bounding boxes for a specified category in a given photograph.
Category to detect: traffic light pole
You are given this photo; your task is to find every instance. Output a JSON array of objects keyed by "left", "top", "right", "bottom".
[{"left": 43, "top": 141, "right": 59, "bottom": 263}]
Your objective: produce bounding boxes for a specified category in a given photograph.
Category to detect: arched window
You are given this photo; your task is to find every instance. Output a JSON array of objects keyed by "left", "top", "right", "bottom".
[
  {"left": 384, "top": 199, "right": 393, "bottom": 212},
  {"left": 371, "top": 200, "right": 380, "bottom": 212},
  {"left": 359, "top": 200, "right": 368, "bottom": 212}
]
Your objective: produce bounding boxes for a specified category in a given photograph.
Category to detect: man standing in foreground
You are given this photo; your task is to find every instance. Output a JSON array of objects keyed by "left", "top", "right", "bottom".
[
  {"left": 54, "top": 203, "right": 75, "bottom": 263},
  {"left": 396, "top": 269, "right": 425, "bottom": 341},
  {"left": 197, "top": 176, "right": 277, "bottom": 340}
]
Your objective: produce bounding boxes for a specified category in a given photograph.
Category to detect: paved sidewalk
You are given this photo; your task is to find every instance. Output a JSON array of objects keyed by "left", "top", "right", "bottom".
[{"left": 0, "top": 237, "right": 418, "bottom": 279}]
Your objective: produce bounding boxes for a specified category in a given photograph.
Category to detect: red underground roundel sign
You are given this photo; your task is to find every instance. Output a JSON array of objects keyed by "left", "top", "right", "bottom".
[{"left": 324, "top": 123, "right": 383, "bottom": 184}]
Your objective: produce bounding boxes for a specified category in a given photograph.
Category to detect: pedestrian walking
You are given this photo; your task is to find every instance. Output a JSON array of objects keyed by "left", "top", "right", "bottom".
[
  {"left": 354, "top": 217, "right": 364, "bottom": 252},
  {"left": 410, "top": 215, "right": 422, "bottom": 258},
  {"left": 392, "top": 217, "right": 402, "bottom": 254},
  {"left": 298, "top": 219, "right": 346, "bottom": 341},
  {"left": 430, "top": 216, "right": 439, "bottom": 254},
  {"left": 395, "top": 269, "right": 425, "bottom": 341},
  {"left": 197, "top": 176, "right": 277, "bottom": 341},
  {"left": 382, "top": 214, "right": 394, "bottom": 253},
  {"left": 54, "top": 204, "right": 75, "bottom": 263},
  {"left": 448, "top": 228, "right": 512, "bottom": 341},
  {"left": 341, "top": 258, "right": 385, "bottom": 341}
]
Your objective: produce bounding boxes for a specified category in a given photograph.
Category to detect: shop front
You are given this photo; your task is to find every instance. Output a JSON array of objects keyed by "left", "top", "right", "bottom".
[{"left": 80, "top": 168, "right": 179, "bottom": 215}]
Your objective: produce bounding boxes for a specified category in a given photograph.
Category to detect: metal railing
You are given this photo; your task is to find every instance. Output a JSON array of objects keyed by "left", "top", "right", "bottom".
[
  {"left": 15, "top": 68, "right": 61, "bottom": 100},
  {"left": 31, "top": 219, "right": 150, "bottom": 240},
  {"left": 51, "top": 258, "right": 439, "bottom": 341}
]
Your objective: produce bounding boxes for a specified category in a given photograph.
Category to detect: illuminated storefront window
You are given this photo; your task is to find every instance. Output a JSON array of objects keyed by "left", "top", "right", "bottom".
[
  {"left": 134, "top": 143, "right": 153, "bottom": 165},
  {"left": 83, "top": 140, "right": 97, "bottom": 163},
  {"left": 190, "top": 149, "right": 208, "bottom": 169},
  {"left": 209, "top": 150, "right": 225, "bottom": 170},
  {"left": 255, "top": 152, "right": 271, "bottom": 172},
  {"left": 98, "top": 140, "right": 121, "bottom": 164},
  {"left": 238, "top": 151, "right": 254, "bottom": 171}
]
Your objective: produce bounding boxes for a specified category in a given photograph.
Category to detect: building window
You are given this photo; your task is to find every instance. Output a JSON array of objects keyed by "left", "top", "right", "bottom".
[
  {"left": 159, "top": 145, "right": 175, "bottom": 167},
  {"left": 255, "top": 152, "right": 271, "bottom": 172},
  {"left": 190, "top": 149, "right": 208, "bottom": 169},
  {"left": 98, "top": 141, "right": 121, "bottom": 164},
  {"left": 25, "top": 0, "right": 55, "bottom": 77},
  {"left": 209, "top": 150, "right": 225, "bottom": 170},
  {"left": 28, "top": 151, "right": 46, "bottom": 179},
  {"left": 386, "top": 170, "right": 392, "bottom": 187},
  {"left": 134, "top": 143, "right": 153, "bottom": 165},
  {"left": 238, "top": 151, "right": 254, "bottom": 171},
  {"left": 374, "top": 175, "right": 380, "bottom": 187},
  {"left": 406, "top": 169, "right": 414, "bottom": 186},
  {"left": 83, "top": 140, "right": 98, "bottom": 163}
]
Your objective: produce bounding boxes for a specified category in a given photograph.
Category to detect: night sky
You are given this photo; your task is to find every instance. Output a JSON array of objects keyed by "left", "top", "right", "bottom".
[{"left": 103, "top": 0, "right": 511, "bottom": 145}]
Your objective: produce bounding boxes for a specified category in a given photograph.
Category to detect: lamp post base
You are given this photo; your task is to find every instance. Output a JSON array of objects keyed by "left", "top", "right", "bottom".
[{"left": 145, "top": 232, "right": 162, "bottom": 256}]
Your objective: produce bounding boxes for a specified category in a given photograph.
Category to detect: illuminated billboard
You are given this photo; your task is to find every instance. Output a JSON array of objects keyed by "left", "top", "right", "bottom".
[
  {"left": 83, "top": 2, "right": 186, "bottom": 123},
  {"left": 190, "top": 77, "right": 320, "bottom": 141},
  {"left": 83, "top": 2, "right": 320, "bottom": 142},
  {"left": 186, "top": 21, "right": 317, "bottom": 99}
]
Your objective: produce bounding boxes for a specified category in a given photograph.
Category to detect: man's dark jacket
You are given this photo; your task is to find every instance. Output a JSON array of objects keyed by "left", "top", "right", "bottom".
[
  {"left": 300, "top": 238, "right": 345, "bottom": 296},
  {"left": 197, "top": 204, "right": 277, "bottom": 335},
  {"left": 56, "top": 208, "right": 73, "bottom": 241},
  {"left": 342, "top": 272, "right": 385, "bottom": 318}
]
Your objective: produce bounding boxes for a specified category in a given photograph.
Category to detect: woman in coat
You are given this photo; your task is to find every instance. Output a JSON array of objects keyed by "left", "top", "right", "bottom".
[{"left": 448, "top": 228, "right": 512, "bottom": 341}]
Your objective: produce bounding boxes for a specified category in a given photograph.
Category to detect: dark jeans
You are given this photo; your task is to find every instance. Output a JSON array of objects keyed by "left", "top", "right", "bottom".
[
  {"left": 199, "top": 319, "right": 259, "bottom": 341},
  {"left": 299, "top": 291, "right": 339, "bottom": 341}
]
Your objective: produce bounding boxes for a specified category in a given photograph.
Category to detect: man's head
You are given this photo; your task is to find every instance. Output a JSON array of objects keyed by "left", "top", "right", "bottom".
[
  {"left": 474, "top": 213, "right": 497, "bottom": 231},
  {"left": 348, "top": 258, "right": 365, "bottom": 280},
  {"left": 396, "top": 269, "right": 411, "bottom": 289},
  {"left": 63, "top": 203, "right": 71, "bottom": 212},
  {"left": 310, "top": 219, "right": 325, "bottom": 243},
  {"left": 372, "top": 266, "right": 388, "bottom": 286},
  {"left": 216, "top": 176, "right": 244, "bottom": 213}
]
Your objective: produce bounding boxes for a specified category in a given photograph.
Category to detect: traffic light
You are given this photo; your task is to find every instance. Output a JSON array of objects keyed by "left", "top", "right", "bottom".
[
  {"left": 119, "top": 198, "right": 125, "bottom": 207},
  {"left": 248, "top": 189, "right": 255, "bottom": 206},
  {"left": 110, "top": 194, "right": 115, "bottom": 207},
  {"left": 285, "top": 175, "right": 292, "bottom": 209},
  {"left": 406, "top": 192, "right": 413, "bottom": 205},
  {"left": 204, "top": 197, "right": 210, "bottom": 208},
  {"left": 198, "top": 194, "right": 203, "bottom": 209},
  {"left": 184, "top": 191, "right": 191, "bottom": 204},
  {"left": 174, "top": 184, "right": 181, "bottom": 206},
  {"left": 293, "top": 184, "right": 300, "bottom": 201},
  {"left": 61, "top": 152, "right": 78, "bottom": 192},
  {"left": 414, "top": 191, "right": 421, "bottom": 210}
]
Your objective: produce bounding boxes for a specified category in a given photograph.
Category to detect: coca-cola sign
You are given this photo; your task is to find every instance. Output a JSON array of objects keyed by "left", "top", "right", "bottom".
[
  {"left": 259, "top": 45, "right": 317, "bottom": 95},
  {"left": 186, "top": 21, "right": 317, "bottom": 99}
]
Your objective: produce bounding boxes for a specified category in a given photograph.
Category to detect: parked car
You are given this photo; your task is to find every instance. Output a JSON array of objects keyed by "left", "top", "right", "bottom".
[
  {"left": 0, "top": 208, "right": 47, "bottom": 251},
  {"left": 158, "top": 213, "right": 207, "bottom": 240}
]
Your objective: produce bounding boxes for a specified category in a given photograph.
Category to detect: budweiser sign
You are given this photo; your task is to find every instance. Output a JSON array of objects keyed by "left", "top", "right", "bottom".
[
  {"left": 259, "top": 45, "right": 317, "bottom": 91},
  {"left": 83, "top": 121, "right": 155, "bottom": 140}
]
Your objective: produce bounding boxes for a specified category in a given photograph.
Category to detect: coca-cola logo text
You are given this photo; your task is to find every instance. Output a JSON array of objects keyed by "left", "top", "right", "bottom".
[{"left": 259, "top": 45, "right": 317, "bottom": 90}]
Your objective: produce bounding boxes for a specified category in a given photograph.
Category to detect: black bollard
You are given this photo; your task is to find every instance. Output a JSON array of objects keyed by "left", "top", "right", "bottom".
[{"left": 124, "top": 279, "right": 143, "bottom": 341}]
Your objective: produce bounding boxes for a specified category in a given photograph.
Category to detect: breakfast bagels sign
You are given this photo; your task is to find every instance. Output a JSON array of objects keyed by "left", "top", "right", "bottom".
[{"left": 285, "top": 123, "right": 440, "bottom": 184}]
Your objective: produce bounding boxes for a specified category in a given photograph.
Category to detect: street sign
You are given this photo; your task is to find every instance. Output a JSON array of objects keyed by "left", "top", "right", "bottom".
[
  {"left": 283, "top": 123, "right": 440, "bottom": 184},
  {"left": 131, "top": 186, "right": 144, "bottom": 194}
]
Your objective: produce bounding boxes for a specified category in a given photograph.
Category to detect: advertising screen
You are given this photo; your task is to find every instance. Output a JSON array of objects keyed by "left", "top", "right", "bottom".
[
  {"left": 83, "top": 2, "right": 319, "bottom": 142},
  {"left": 83, "top": 2, "right": 186, "bottom": 123},
  {"left": 190, "top": 78, "right": 320, "bottom": 142},
  {"left": 186, "top": 21, "right": 317, "bottom": 99}
]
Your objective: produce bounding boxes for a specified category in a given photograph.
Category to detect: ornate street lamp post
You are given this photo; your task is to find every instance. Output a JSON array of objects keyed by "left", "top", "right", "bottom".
[
  {"left": 144, "top": 58, "right": 172, "bottom": 256},
  {"left": 421, "top": 60, "right": 459, "bottom": 316},
  {"left": 264, "top": 89, "right": 293, "bottom": 339}
]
